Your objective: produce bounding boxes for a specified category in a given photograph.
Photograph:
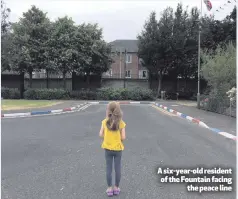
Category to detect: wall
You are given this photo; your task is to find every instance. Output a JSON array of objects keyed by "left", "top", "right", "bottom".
[
  {"left": 24, "top": 78, "right": 72, "bottom": 90},
  {"left": 2, "top": 74, "right": 25, "bottom": 97},
  {"left": 72, "top": 73, "right": 101, "bottom": 90},
  {"left": 2, "top": 74, "right": 206, "bottom": 95},
  {"left": 101, "top": 78, "right": 149, "bottom": 89},
  {"left": 150, "top": 77, "right": 207, "bottom": 94},
  {"left": 24, "top": 78, "right": 150, "bottom": 90},
  {"left": 2, "top": 74, "right": 24, "bottom": 89}
]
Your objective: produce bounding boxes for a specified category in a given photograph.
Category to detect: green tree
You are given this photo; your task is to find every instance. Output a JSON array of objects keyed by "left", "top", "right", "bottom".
[
  {"left": 1, "top": 32, "right": 13, "bottom": 72},
  {"left": 42, "top": 22, "right": 56, "bottom": 88},
  {"left": 73, "top": 23, "right": 113, "bottom": 85},
  {"left": 1, "top": 0, "right": 11, "bottom": 34},
  {"left": 201, "top": 42, "right": 236, "bottom": 97},
  {"left": 222, "top": 6, "right": 236, "bottom": 43},
  {"left": 48, "top": 16, "right": 77, "bottom": 89},
  {"left": 1, "top": 0, "right": 12, "bottom": 71},
  {"left": 200, "top": 6, "right": 236, "bottom": 53},
  {"left": 169, "top": 3, "right": 189, "bottom": 91},
  {"left": 180, "top": 6, "right": 200, "bottom": 81},
  {"left": 10, "top": 6, "right": 51, "bottom": 88},
  {"left": 200, "top": 15, "right": 216, "bottom": 51},
  {"left": 157, "top": 7, "right": 175, "bottom": 88},
  {"left": 138, "top": 9, "right": 174, "bottom": 96}
]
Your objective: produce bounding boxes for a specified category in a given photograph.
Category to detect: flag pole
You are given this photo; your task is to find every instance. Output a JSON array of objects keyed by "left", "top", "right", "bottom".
[
  {"left": 119, "top": 48, "right": 122, "bottom": 78},
  {"left": 197, "top": 0, "right": 202, "bottom": 109}
]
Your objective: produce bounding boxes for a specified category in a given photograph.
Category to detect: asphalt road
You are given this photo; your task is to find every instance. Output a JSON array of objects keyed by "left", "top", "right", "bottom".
[
  {"left": 2, "top": 104, "right": 236, "bottom": 199},
  {"left": 156, "top": 100, "right": 236, "bottom": 136}
]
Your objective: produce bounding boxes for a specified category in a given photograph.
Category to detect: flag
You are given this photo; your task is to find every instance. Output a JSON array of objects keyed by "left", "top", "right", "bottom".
[{"left": 203, "top": 0, "right": 212, "bottom": 11}]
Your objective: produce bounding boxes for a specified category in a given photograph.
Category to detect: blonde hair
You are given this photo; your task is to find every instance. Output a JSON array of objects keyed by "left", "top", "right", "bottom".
[{"left": 106, "top": 101, "right": 122, "bottom": 131}]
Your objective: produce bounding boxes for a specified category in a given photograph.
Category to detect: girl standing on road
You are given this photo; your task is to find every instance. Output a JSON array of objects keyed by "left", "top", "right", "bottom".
[{"left": 99, "top": 101, "right": 126, "bottom": 197}]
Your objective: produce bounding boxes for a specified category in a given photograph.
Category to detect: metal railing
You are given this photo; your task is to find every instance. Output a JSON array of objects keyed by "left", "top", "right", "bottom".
[
  {"left": 200, "top": 95, "right": 236, "bottom": 117},
  {"left": 102, "top": 73, "right": 148, "bottom": 79},
  {"left": 26, "top": 72, "right": 149, "bottom": 80}
]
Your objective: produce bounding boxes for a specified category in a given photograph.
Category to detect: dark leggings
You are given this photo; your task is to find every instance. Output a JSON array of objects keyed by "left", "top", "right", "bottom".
[{"left": 105, "top": 149, "right": 122, "bottom": 187}]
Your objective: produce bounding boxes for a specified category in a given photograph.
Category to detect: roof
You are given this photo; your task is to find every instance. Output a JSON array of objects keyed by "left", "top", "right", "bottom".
[{"left": 109, "top": 40, "right": 138, "bottom": 53}]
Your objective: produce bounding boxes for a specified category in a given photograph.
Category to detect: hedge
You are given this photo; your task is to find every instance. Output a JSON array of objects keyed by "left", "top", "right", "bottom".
[
  {"left": 1, "top": 87, "right": 21, "bottom": 99},
  {"left": 1, "top": 87, "right": 155, "bottom": 100},
  {"left": 70, "top": 89, "right": 97, "bottom": 100},
  {"left": 73, "top": 87, "right": 155, "bottom": 101}
]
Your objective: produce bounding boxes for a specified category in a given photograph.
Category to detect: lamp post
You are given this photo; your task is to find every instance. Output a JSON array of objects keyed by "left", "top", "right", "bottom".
[
  {"left": 197, "top": 0, "right": 203, "bottom": 109},
  {"left": 124, "top": 49, "right": 127, "bottom": 88}
]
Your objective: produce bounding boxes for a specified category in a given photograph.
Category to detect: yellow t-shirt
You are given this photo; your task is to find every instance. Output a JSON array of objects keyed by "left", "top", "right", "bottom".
[{"left": 101, "top": 118, "right": 126, "bottom": 151}]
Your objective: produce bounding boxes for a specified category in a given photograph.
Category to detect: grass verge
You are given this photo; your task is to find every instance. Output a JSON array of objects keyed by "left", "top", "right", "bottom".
[{"left": 1, "top": 100, "right": 62, "bottom": 111}]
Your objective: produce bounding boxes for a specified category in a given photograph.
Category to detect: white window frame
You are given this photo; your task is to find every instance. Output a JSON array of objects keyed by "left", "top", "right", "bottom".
[
  {"left": 104, "top": 69, "right": 112, "bottom": 77},
  {"left": 126, "top": 54, "right": 132, "bottom": 63},
  {"left": 125, "top": 70, "right": 131, "bottom": 78},
  {"left": 139, "top": 70, "right": 148, "bottom": 79},
  {"left": 109, "top": 69, "right": 112, "bottom": 77},
  {"left": 142, "top": 70, "right": 147, "bottom": 78}
]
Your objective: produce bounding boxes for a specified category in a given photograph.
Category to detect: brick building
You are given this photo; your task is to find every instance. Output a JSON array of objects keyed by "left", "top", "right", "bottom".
[
  {"left": 4, "top": 39, "right": 149, "bottom": 80},
  {"left": 103, "top": 40, "right": 148, "bottom": 79}
]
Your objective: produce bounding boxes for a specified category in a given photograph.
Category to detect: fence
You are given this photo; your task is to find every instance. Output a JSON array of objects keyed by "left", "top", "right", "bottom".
[
  {"left": 102, "top": 73, "right": 148, "bottom": 79},
  {"left": 24, "top": 78, "right": 72, "bottom": 90},
  {"left": 200, "top": 95, "right": 236, "bottom": 117},
  {"left": 2, "top": 73, "right": 205, "bottom": 93}
]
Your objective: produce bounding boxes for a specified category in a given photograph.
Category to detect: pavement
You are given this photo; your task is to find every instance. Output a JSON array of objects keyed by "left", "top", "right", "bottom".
[
  {"left": 157, "top": 100, "right": 236, "bottom": 136},
  {"left": 2, "top": 103, "right": 236, "bottom": 199}
]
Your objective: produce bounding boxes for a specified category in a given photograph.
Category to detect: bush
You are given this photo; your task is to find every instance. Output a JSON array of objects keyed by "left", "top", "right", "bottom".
[
  {"left": 24, "top": 88, "right": 70, "bottom": 100},
  {"left": 200, "top": 94, "right": 234, "bottom": 116},
  {"left": 14, "top": 87, "right": 155, "bottom": 101},
  {"left": 97, "top": 87, "right": 116, "bottom": 100},
  {"left": 201, "top": 42, "right": 236, "bottom": 102},
  {"left": 97, "top": 87, "right": 155, "bottom": 101},
  {"left": 97, "top": 88, "right": 124, "bottom": 100},
  {"left": 1, "top": 87, "right": 21, "bottom": 99},
  {"left": 70, "top": 89, "right": 97, "bottom": 100}
]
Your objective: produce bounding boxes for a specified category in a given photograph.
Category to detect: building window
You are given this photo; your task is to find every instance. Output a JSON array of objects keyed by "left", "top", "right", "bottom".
[
  {"left": 142, "top": 70, "right": 147, "bottom": 78},
  {"left": 109, "top": 69, "right": 112, "bottom": 77},
  {"left": 139, "top": 70, "right": 148, "bottom": 79},
  {"left": 104, "top": 69, "right": 112, "bottom": 77},
  {"left": 125, "top": 70, "right": 131, "bottom": 78},
  {"left": 126, "top": 54, "right": 132, "bottom": 63}
]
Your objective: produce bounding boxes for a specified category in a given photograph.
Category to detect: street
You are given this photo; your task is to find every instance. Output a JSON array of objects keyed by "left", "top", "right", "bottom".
[{"left": 2, "top": 104, "right": 236, "bottom": 199}]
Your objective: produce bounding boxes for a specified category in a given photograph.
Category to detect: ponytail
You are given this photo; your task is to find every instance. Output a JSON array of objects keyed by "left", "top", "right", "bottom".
[{"left": 106, "top": 102, "right": 122, "bottom": 131}]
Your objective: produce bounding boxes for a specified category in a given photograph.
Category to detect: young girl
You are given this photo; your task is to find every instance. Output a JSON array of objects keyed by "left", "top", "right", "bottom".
[{"left": 99, "top": 101, "right": 126, "bottom": 197}]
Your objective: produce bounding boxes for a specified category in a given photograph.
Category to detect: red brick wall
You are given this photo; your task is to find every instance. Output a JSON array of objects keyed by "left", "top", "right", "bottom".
[{"left": 110, "top": 52, "right": 139, "bottom": 78}]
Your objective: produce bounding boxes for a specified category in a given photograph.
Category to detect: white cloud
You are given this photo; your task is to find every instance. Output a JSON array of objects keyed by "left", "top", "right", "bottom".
[{"left": 6, "top": 0, "right": 236, "bottom": 42}]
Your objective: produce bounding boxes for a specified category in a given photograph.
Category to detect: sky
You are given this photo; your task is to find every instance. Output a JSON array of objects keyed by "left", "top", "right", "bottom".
[{"left": 6, "top": 0, "right": 236, "bottom": 42}]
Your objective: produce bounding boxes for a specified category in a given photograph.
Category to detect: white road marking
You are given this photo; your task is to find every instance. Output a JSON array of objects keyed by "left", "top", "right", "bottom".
[
  {"left": 219, "top": 132, "right": 236, "bottom": 139},
  {"left": 81, "top": 104, "right": 91, "bottom": 110},
  {"left": 186, "top": 116, "right": 193, "bottom": 121},
  {"left": 151, "top": 105, "right": 175, "bottom": 116},
  {"left": 51, "top": 109, "right": 63, "bottom": 113},
  {"left": 2, "top": 104, "right": 91, "bottom": 119}
]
